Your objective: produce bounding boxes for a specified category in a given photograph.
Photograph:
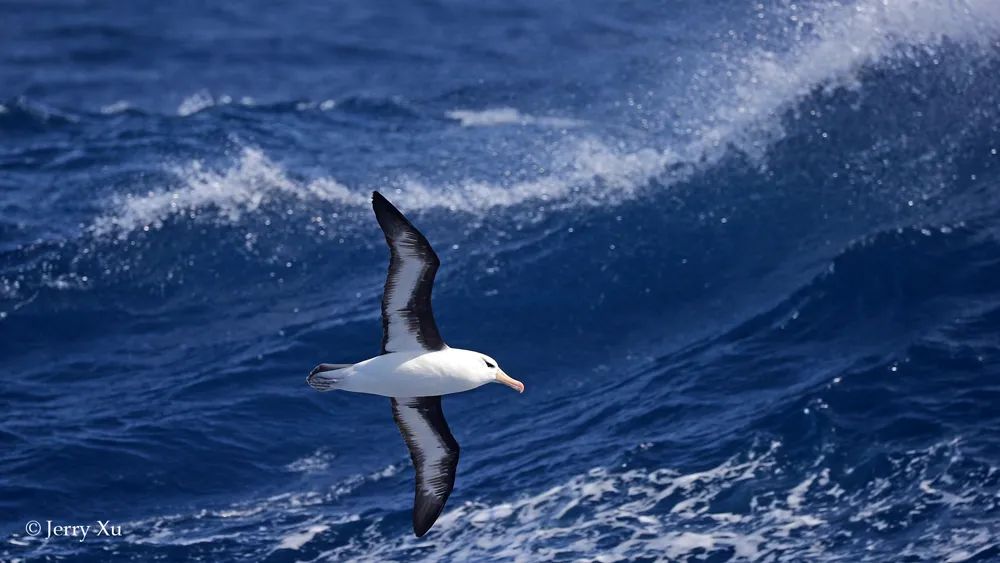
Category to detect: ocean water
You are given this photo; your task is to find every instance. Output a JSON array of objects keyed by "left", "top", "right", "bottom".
[{"left": 2, "top": 0, "right": 1000, "bottom": 560}]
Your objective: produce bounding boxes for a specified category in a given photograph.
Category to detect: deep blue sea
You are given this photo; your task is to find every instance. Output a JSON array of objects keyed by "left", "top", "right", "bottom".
[{"left": 3, "top": 0, "right": 1000, "bottom": 560}]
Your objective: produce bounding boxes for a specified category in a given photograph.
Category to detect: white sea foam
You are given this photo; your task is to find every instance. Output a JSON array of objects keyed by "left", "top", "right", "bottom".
[
  {"left": 119, "top": 462, "right": 394, "bottom": 549},
  {"left": 92, "top": 0, "right": 1000, "bottom": 239},
  {"left": 58, "top": 437, "right": 993, "bottom": 561},
  {"left": 446, "top": 107, "right": 581, "bottom": 128},
  {"left": 688, "top": 0, "right": 1000, "bottom": 158},
  {"left": 177, "top": 91, "right": 341, "bottom": 117},
  {"left": 177, "top": 91, "right": 216, "bottom": 116},
  {"left": 321, "top": 441, "right": 813, "bottom": 561},
  {"left": 308, "top": 439, "right": 996, "bottom": 562},
  {"left": 89, "top": 141, "right": 676, "bottom": 237},
  {"left": 295, "top": 99, "right": 338, "bottom": 111},
  {"left": 90, "top": 147, "right": 365, "bottom": 237},
  {"left": 285, "top": 448, "right": 338, "bottom": 474},
  {"left": 276, "top": 524, "right": 329, "bottom": 550},
  {"left": 176, "top": 91, "right": 258, "bottom": 116},
  {"left": 100, "top": 101, "right": 132, "bottom": 115}
]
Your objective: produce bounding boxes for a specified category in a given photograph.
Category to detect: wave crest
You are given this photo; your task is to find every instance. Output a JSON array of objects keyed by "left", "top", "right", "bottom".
[
  {"left": 446, "top": 107, "right": 581, "bottom": 128},
  {"left": 90, "top": 148, "right": 365, "bottom": 237},
  {"left": 89, "top": 140, "right": 677, "bottom": 237}
]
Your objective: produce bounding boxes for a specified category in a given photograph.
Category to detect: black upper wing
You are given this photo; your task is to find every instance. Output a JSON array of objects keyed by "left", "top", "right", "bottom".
[
  {"left": 371, "top": 192, "right": 446, "bottom": 354},
  {"left": 390, "top": 396, "right": 460, "bottom": 537}
]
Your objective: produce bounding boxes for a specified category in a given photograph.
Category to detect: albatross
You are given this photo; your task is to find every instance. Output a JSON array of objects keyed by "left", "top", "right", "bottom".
[{"left": 306, "top": 191, "right": 525, "bottom": 537}]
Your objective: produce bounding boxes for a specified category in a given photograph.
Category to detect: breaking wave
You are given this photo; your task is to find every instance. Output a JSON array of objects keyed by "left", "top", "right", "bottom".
[{"left": 82, "top": 0, "right": 1000, "bottom": 240}]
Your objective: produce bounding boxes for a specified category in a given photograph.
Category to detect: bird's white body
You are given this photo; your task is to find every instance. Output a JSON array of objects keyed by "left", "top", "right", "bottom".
[{"left": 333, "top": 348, "right": 496, "bottom": 397}]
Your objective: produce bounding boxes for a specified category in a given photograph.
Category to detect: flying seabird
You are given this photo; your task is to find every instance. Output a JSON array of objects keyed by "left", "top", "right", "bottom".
[{"left": 307, "top": 191, "right": 525, "bottom": 537}]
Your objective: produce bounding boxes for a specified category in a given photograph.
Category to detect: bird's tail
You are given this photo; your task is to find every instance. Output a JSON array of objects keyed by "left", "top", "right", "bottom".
[{"left": 306, "top": 363, "right": 353, "bottom": 392}]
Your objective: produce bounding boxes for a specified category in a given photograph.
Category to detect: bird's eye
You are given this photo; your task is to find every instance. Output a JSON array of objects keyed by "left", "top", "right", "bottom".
[{"left": 483, "top": 359, "right": 495, "bottom": 368}]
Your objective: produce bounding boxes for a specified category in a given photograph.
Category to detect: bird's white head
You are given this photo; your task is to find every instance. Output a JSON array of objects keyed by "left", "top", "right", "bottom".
[{"left": 453, "top": 349, "right": 524, "bottom": 393}]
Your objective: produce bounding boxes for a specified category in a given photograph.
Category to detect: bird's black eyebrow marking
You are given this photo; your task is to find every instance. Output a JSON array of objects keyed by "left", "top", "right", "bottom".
[{"left": 483, "top": 359, "right": 495, "bottom": 368}]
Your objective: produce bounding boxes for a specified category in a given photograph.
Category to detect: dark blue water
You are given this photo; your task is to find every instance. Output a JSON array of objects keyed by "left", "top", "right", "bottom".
[{"left": 3, "top": 0, "right": 1000, "bottom": 560}]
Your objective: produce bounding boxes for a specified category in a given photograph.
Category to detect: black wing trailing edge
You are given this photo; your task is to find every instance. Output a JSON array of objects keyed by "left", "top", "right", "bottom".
[
  {"left": 371, "top": 191, "right": 446, "bottom": 354},
  {"left": 390, "top": 396, "right": 460, "bottom": 537}
]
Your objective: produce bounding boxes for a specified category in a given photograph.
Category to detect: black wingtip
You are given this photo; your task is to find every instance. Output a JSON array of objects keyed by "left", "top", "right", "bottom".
[
  {"left": 412, "top": 517, "right": 433, "bottom": 538},
  {"left": 372, "top": 190, "right": 391, "bottom": 211},
  {"left": 371, "top": 190, "right": 400, "bottom": 218},
  {"left": 372, "top": 190, "right": 424, "bottom": 242},
  {"left": 411, "top": 494, "right": 449, "bottom": 538}
]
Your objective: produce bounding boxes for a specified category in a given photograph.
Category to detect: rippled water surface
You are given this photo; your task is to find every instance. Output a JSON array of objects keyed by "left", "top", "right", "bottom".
[{"left": 2, "top": 0, "right": 1000, "bottom": 561}]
